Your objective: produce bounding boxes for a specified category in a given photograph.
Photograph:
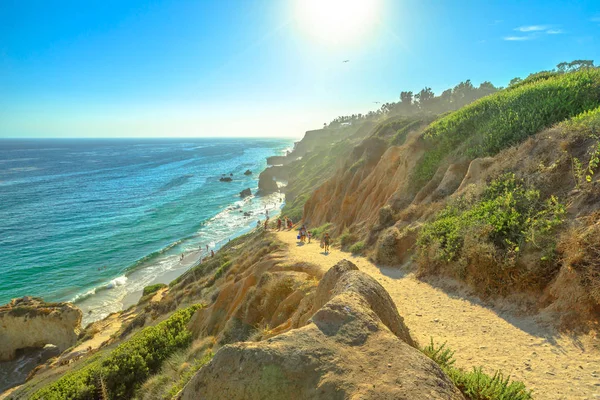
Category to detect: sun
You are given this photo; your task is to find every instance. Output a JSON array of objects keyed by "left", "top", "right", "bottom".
[{"left": 294, "top": 0, "right": 381, "bottom": 46}]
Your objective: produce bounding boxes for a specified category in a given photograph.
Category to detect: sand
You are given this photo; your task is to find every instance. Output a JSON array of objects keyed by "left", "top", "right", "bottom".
[{"left": 276, "top": 230, "right": 600, "bottom": 400}]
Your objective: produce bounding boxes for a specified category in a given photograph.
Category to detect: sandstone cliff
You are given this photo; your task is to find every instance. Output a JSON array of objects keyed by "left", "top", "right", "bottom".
[
  {"left": 180, "top": 260, "right": 463, "bottom": 400},
  {"left": 0, "top": 297, "right": 81, "bottom": 362}
]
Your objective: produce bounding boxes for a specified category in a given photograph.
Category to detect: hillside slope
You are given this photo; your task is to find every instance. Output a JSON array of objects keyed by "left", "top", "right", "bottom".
[{"left": 299, "top": 69, "right": 600, "bottom": 328}]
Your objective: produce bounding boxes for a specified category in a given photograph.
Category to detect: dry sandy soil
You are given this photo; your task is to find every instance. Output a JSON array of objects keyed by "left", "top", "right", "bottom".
[{"left": 275, "top": 230, "right": 600, "bottom": 400}]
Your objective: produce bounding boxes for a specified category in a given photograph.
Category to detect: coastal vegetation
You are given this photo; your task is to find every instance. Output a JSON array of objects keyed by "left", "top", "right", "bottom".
[
  {"left": 423, "top": 339, "right": 532, "bottom": 400},
  {"left": 411, "top": 68, "right": 600, "bottom": 191},
  {"left": 417, "top": 173, "right": 566, "bottom": 296},
  {"left": 9, "top": 61, "right": 600, "bottom": 400},
  {"left": 29, "top": 305, "right": 200, "bottom": 400}
]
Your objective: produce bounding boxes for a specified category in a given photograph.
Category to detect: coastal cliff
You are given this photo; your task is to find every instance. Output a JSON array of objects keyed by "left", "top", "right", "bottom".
[
  {"left": 6, "top": 68, "right": 600, "bottom": 400},
  {"left": 180, "top": 260, "right": 463, "bottom": 400},
  {"left": 0, "top": 297, "right": 81, "bottom": 362}
]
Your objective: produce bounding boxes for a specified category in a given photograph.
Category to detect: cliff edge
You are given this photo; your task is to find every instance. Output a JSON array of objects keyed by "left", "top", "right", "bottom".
[
  {"left": 0, "top": 297, "right": 81, "bottom": 362},
  {"left": 180, "top": 260, "right": 463, "bottom": 400}
]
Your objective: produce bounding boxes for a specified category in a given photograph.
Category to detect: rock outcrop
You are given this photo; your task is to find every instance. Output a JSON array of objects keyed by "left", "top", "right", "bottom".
[
  {"left": 239, "top": 188, "right": 252, "bottom": 198},
  {"left": 181, "top": 260, "right": 463, "bottom": 400},
  {"left": 244, "top": 169, "right": 252, "bottom": 175},
  {"left": 257, "top": 168, "right": 279, "bottom": 195},
  {"left": 0, "top": 297, "right": 82, "bottom": 362},
  {"left": 219, "top": 177, "right": 232, "bottom": 182}
]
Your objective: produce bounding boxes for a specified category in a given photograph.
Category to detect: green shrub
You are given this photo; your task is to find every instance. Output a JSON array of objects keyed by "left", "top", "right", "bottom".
[
  {"left": 422, "top": 338, "right": 532, "bottom": 400},
  {"left": 418, "top": 173, "right": 565, "bottom": 262},
  {"left": 562, "top": 105, "right": 600, "bottom": 132},
  {"left": 417, "top": 174, "right": 565, "bottom": 294},
  {"left": 339, "top": 229, "right": 358, "bottom": 248},
  {"left": 31, "top": 305, "right": 201, "bottom": 400},
  {"left": 311, "top": 222, "right": 333, "bottom": 239},
  {"left": 349, "top": 241, "right": 366, "bottom": 255},
  {"left": 214, "top": 260, "right": 233, "bottom": 280},
  {"left": 143, "top": 283, "right": 167, "bottom": 297},
  {"left": 412, "top": 69, "right": 600, "bottom": 191}
]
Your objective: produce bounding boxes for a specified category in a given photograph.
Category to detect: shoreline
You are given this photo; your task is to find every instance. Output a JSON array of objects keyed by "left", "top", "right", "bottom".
[{"left": 72, "top": 191, "right": 286, "bottom": 326}]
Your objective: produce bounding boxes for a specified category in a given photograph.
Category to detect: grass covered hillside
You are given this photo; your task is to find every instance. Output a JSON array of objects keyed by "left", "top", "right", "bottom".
[
  {"left": 297, "top": 66, "right": 600, "bottom": 328},
  {"left": 412, "top": 68, "right": 600, "bottom": 191}
]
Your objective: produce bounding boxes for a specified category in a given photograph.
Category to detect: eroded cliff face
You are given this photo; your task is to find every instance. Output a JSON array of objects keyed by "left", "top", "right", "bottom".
[
  {"left": 303, "top": 132, "right": 425, "bottom": 236},
  {"left": 0, "top": 297, "right": 81, "bottom": 362},
  {"left": 180, "top": 260, "right": 463, "bottom": 400}
]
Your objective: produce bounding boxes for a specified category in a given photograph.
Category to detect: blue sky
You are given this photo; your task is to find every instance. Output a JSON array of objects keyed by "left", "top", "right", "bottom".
[{"left": 1, "top": 0, "right": 599, "bottom": 138}]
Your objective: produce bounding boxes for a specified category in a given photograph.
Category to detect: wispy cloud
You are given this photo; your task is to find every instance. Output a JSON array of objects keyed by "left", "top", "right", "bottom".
[
  {"left": 546, "top": 29, "right": 564, "bottom": 34},
  {"left": 504, "top": 36, "right": 534, "bottom": 41},
  {"left": 515, "top": 25, "right": 549, "bottom": 32}
]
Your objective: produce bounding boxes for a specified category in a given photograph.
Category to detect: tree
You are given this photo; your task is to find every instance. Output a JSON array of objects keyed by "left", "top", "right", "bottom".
[
  {"left": 415, "top": 87, "right": 434, "bottom": 110},
  {"left": 400, "top": 91, "right": 413, "bottom": 106},
  {"left": 509, "top": 77, "right": 522, "bottom": 86}
]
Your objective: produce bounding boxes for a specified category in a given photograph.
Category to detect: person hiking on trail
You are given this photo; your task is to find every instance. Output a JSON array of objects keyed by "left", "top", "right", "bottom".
[
  {"left": 323, "top": 233, "right": 331, "bottom": 253},
  {"left": 300, "top": 226, "right": 306, "bottom": 242},
  {"left": 264, "top": 217, "right": 269, "bottom": 230},
  {"left": 307, "top": 231, "right": 312, "bottom": 243},
  {"left": 277, "top": 218, "right": 282, "bottom": 231}
]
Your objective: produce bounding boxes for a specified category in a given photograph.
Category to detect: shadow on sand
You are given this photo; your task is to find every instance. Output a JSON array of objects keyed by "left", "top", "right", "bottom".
[{"left": 342, "top": 252, "right": 582, "bottom": 349}]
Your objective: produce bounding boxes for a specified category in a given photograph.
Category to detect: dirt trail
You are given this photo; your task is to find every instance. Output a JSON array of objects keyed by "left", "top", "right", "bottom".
[{"left": 275, "top": 230, "right": 600, "bottom": 400}]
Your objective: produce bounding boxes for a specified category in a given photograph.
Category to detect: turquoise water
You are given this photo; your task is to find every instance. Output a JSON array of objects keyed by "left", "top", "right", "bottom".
[{"left": 0, "top": 138, "right": 292, "bottom": 323}]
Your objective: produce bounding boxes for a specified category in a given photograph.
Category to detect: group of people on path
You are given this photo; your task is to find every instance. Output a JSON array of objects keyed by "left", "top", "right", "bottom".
[
  {"left": 296, "top": 223, "right": 330, "bottom": 254},
  {"left": 255, "top": 213, "right": 331, "bottom": 254}
]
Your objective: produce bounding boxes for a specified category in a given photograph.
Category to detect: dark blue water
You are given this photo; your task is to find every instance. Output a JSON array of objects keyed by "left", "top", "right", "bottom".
[{"left": 0, "top": 138, "right": 292, "bottom": 322}]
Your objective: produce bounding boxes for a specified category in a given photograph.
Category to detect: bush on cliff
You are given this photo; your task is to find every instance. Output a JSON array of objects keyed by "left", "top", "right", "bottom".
[
  {"left": 30, "top": 305, "right": 201, "bottom": 400},
  {"left": 417, "top": 173, "right": 565, "bottom": 296},
  {"left": 422, "top": 338, "right": 532, "bottom": 400},
  {"left": 412, "top": 68, "right": 600, "bottom": 191},
  {"left": 143, "top": 283, "right": 167, "bottom": 297}
]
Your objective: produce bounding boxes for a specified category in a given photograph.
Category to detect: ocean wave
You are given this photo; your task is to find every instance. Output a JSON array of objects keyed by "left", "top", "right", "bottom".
[
  {"left": 70, "top": 275, "right": 128, "bottom": 304},
  {"left": 123, "top": 235, "right": 196, "bottom": 274}
]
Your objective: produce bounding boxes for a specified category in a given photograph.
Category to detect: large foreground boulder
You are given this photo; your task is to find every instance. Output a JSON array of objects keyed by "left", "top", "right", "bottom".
[
  {"left": 0, "top": 297, "right": 82, "bottom": 362},
  {"left": 180, "top": 260, "right": 463, "bottom": 400}
]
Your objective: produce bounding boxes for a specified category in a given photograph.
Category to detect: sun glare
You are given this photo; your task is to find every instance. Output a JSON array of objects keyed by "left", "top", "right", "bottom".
[{"left": 294, "top": 0, "right": 381, "bottom": 46}]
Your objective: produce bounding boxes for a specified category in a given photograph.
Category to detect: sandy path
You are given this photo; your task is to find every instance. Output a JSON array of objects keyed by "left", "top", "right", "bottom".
[{"left": 275, "top": 230, "right": 600, "bottom": 400}]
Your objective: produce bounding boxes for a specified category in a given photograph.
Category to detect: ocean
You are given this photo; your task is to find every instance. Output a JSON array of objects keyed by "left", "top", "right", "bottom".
[{"left": 0, "top": 138, "right": 292, "bottom": 325}]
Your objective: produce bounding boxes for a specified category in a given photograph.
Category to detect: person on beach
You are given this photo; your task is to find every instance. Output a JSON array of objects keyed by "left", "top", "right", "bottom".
[
  {"left": 180, "top": 254, "right": 184, "bottom": 261},
  {"left": 277, "top": 218, "right": 282, "bottom": 231},
  {"left": 206, "top": 244, "right": 209, "bottom": 252},
  {"left": 323, "top": 233, "right": 331, "bottom": 253},
  {"left": 211, "top": 250, "right": 215, "bottom": 258}
]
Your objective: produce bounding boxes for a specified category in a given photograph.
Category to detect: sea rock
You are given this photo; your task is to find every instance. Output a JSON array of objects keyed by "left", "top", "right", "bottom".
[
  {"left": 180, "top": 260, "right": 463, "bottom": 400},
  {"left": 0, "top": 297, "right": 82, "bottom": 362},
  {"left": 257, "top": 169, "right": 279, "bottom": 195},
  {"left": 219, "top": 177, "right": 232, "bottom": 182},
  {"left": 244, "top": 169, "right": 252, "bottom": 175},
  {"left": 239, "top": 188, "right": 252, "bottom": 198}
]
